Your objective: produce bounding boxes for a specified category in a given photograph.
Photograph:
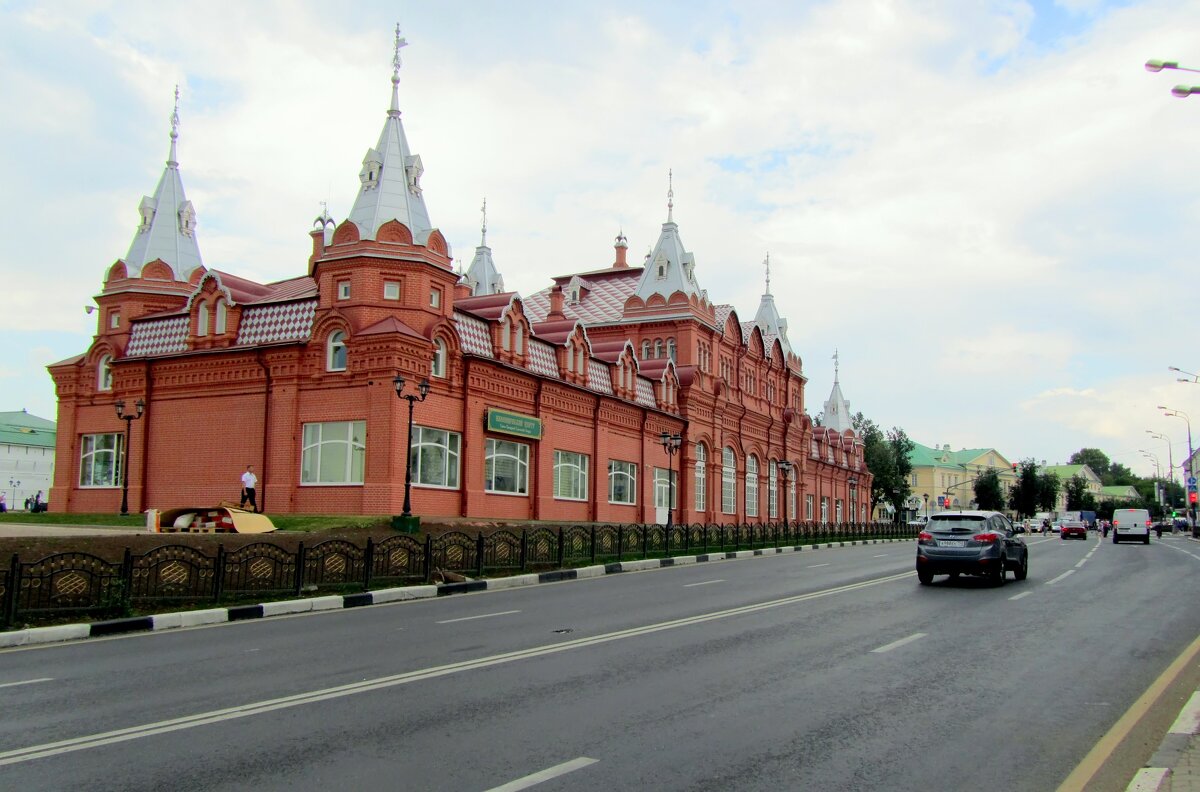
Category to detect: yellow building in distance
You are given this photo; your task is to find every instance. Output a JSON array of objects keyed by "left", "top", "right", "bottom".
[{"left": 906, "top": 443, "right": 1019, "bottom": 519}]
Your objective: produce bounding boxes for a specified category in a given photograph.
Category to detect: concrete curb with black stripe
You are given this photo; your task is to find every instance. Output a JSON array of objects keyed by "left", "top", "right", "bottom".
[{"left": 0, "top": 538, "right": 909, "bottom": 649}]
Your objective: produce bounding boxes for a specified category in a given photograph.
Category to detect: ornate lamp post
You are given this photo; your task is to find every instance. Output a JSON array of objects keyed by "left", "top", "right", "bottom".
[
  {"left": 1160, "top": 405, "right": 1195, "bottom": 528},
  {"left": 659, "top": 431, "right": 682, "bottom": 531},
  {"left": 777, "top": 460, "right": 793, "bottom": 523},
  {"left": 848, "top": 476, "right": 859, "bottom": 523},
  {"left": 393, "top": 375, "right": 430, "bottom": 526},
  {"left": 8, "top": 478, "right": 20, "bottom": 511},
  {"left": 115, "top": 398, "right": 145, "bottom": 516},
  {"left": 922, "top": 493, "right": 929, "bottom": 522}
]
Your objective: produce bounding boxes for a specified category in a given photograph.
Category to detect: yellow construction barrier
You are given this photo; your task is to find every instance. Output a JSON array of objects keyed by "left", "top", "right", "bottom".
[{"left": 158, "top": 505, "right": 276, "bottom": 534}]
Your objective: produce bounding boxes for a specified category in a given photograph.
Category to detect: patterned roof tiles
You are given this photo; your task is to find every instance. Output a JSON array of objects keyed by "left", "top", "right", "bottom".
[
  {"left": 526, "top": 340, "right": 559, "bottom": 378},
  {"left": 525, "top": 270, "right": 640, "bottom": 325},
  {"left": 126, "top": 316, "right": 189, "bottom": 357},
  {"left": 236, "top": 300, "right": 317, "bottom": 346},
  {"left": 454, "top": 311, "right": 494, "bottom": 358},
  {"left": 635, "top": 378, "right": 656, "bottom": 408},
  {"left": 586, "top": 359, "right": 614, "bottom": 395}
]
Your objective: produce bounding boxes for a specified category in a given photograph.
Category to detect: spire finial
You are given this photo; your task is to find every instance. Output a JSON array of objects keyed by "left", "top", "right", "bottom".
[
  {"left": 764, "top": 252, "right": 771, "bottom": 296},
  {"left": 168, "top": 84, "right": 180, "bottom": 166},
  {"left": 667, "top": 168, "right": 674, "bottom": 222},
  {"left": 480, "top": 198, "right": 487, "bottom": 246},
  {"left": 390, "top": 24, "right": 408, "bottom": 116},
  {"left": 832, "top": 349, "right": 840, "bottom": 381}
]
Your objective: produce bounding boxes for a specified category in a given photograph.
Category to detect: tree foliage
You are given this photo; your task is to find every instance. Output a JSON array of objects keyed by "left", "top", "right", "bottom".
[
  {"left": 1008, "top": 460, "right": 1041, "bottom": 517},
  {"left": 1064, "top": 475, "right": 1090, "bottom": 511},
  {"left": 1036, "top": 471, "right": 1061, "bottom": 511},
  {"left": 852, "top": 413, "right": 913, "bottom": 521},
  {"left": 1069, "top": 448, "right": 1110, "bottom": 480},
  {"left": 973, "top": 468, "right": 1005, "bottom": 511}
]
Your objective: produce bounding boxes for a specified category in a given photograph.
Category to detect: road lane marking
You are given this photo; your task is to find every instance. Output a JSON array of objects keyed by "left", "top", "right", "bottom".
[
  {"left": 485, "top": 757, "right": 598, "bottom": 791},
  {"left": 1045, "top": 570, "right": 1074, "bottom": 585},
  {"left": 1156, "top": 541, "right": 1200, "bottom": 563},
  {"left": 1074, "top": 560, "right": 1087, "bottom": 568},
  {"left": 872, "top": 554, "right": 888, "bottom": 558},
  {"left": 684, "top": 579, "right": 725, "bottom": 588},
  {"left": 0, "top": 570, "right": 913, "bottom": 766},
  {"left": 0, "top": 678, "right": 53, "bottom": 690},
  {"left": 872, "top": 633, "right": 927, "bottom": 654},
  {"left": 806, "top": 563, "right": 830, "bottom": 568},
  {"left": 436, "top": 610, "right": 521, "bottom": 624},
  {"left": 1008, "top": 591, "right": 1032, "bottom": 601}
]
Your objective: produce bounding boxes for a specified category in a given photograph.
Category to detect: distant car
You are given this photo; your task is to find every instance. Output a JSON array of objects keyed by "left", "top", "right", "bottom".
[
  {"left": 916, "top": 510, "right": 1029, "bottom": 586},
  {"left": 1112, "top": 508, "right": 1151, "bottom": 545},
  {"left": 1061, "top": 520, "right": 1087, "bottom": 540}
]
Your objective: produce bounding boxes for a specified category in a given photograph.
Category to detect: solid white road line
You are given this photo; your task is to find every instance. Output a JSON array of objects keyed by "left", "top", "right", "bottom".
[
  {"left": 872, "top": 554, "right": 888, "bottom": 558},
  {"left": 806, "top": 563, "right": 830, "bottom": 568},
  {"left": 1008, "top": 592, "right": 1032, "bottom": 601},
  {"left": 871, "top": 633, "right": 927, "bottom": 654},
  {"left": 1169, "top": 691, "right": 1200, "bottom": 734},
  {"left": 684, "top": 579, "right": 725, "bottom": 588},
  {"left": 0, "top": 678, "right": 53, "bottom": 690},
  {"left": 436, "top": 610, "right": 521, "bottom": 624},
  {"left": 1156, "top": 541, "right": 1200, "bottom": 563},
  {"left": 1045, "top": 570, "right": 1075, "bottom": 585},
  {"left": 0, "top": 570, "right": 913, "bottom": 766},
  {"left": 485, "top": 757, "right": 599, "bottom": 791}
]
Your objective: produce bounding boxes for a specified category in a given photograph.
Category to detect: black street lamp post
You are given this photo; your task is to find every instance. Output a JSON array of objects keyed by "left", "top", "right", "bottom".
[
  {"left": 394, "top": 375, "right": 430, "bottom": 526},
  {"left": 848, "top": 476, "right": 859, "bottom": 523},
  {"left": 115, "top": 398, "right": 145, "bottom": 516},
  {"left": 659, "top": 431, "right": 682, "bottom": 532},
  {"left": 777, "top": 460, "right": 793, "bottom": 523},
  {"left": 8, "top": 478, "right": 19, "bottom": 511}
]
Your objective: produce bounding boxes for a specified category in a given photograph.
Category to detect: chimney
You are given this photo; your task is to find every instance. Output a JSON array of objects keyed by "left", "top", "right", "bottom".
[
  {"left": 309, "top": 228, "right": 325, "bottom": 262},
  {"left": 613, "top": 231, "right": 628, "bottom": 269},
  {"left": 549, "top": 285, "right": 565, "bottom": 319}
]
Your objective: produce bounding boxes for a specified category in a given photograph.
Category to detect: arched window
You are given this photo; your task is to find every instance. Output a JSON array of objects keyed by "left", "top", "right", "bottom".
[
  {"left": 745, "top": 455, "right": 759, "bottom": 518},
  {"left": 501, "top": 317, "right": 512, "bottom": 352},
  {"left": 667, "top": 338, "right": 676, "bottom": 362},
  {"left": 515, "top": 321, "right": 524, "bottom": 355},
  {"left": 721, "top": 446, "right": 736, "bottom": 514},
  {"left": 768, "top": 461, "right": 778, "bottom": 519},
  {"left": 214, "top": 299, "right": 227, "bottom": 335},
  {"left": 196, "top": 303, "right": 209, "bottom": 337},
  {"left": 642, "top": 340, "right": 651, "bottom": 360},
  {"left": 566, "top": 341, "right": 575, "bottom": 374},
  {"left": 97, "top": 355, "right": 113, "bottom": 391},
  {"left": 431, "top": 338, "right": 447, "bottom": 378},
  {"left": 327, "top": 331, "right": 347, "bottom": 371},
  {"left": 694, "top": 442, "right": 707, "bottom": 512},
  {"left": 654, "top": 340, "right": 663, "bottom": 358}
]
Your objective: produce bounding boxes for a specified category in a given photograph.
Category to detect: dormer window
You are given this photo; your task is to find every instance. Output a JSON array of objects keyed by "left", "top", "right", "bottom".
[
  {"left": 655, "top": 252, "right": 667, "bottom": 279},
  {"left": 196, "top": 304, "right": 209, "bottom": 337},
  {"left": 98, "top": 355, "right": 113, "bottom": 391},
  {"left": 432, "top": 338, "right": 447, "bottom": 378},
  {"left": 327, "top": 331, "right": 347, "bottom": 371},
  {"left": 215, "top": 300, "right": 227, "bottom": 334},
  {"left": 178, "top": 200, "right": 196, "bottom": 237},
  {"left": 405, "top": 154, "right": 424, "bottom": 195},
  {"left": 137, "top": 196, "right": 156, "bottom": 233},
  {"left": 359, "top": 148, "right": 383, "bottom": 191}
]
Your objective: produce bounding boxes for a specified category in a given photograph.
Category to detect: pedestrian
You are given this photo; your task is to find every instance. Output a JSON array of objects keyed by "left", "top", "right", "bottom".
[
  {"left": 0, "top": 492, "right": 6, "bottom": 513},
  {"left": 239, "top": 464, "right": 259, "bottom": 512},
  {"left": 33, "top": 490, "right": 43, "bottom": 513}
]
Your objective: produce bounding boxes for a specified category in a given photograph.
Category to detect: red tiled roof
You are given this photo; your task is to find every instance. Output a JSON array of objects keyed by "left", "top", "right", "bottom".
[{"left": 358, "top": 316, "right": 425, "bottom": 339}]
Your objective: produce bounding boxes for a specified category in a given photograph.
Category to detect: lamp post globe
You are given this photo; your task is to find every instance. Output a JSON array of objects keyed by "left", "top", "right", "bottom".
[
  {"left": 394, "top": 375, "right": 431, "bottom": 525},
  {"left": 659, "top": 431, "right": 683, "bottom": 532},
  {"left": 115, "top": 398, "right": 145, "bottom": 517}
]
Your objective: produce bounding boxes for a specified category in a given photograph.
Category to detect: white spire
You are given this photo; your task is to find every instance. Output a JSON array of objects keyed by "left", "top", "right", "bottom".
[
  {"left": 633, "top": 171, "right": 705, "bottom": 304},
  {"left": 667, "top": 168, "right": 674, "bottom": 223},
  {"left": 753, "top": 252, "right": 793, "bottom": 357},
  {"left": 480, "top": 197, "right": 487, "bottom": 246},
  {"left": 122, "top": 86, "right": 204, "bottom": 281},
  {"left": 823, "top": 352, "right": 853, "bottom": 432},
  {"left": 465, "top": 197, "right": 505, "bottom": 296},
  {"left": 347, "top": 25, "right": 436, "bottom": 244}
]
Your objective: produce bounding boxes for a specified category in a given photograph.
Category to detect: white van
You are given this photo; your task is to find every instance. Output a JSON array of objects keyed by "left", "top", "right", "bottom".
[{"left": 1112, "top": 508, "right": 1151, "bottom": 544}]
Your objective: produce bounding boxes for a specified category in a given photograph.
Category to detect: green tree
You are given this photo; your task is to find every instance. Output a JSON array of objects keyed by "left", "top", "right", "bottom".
[
  {"left": 1108, "top": 462, "right": 1137, "bottom": 486},
  {"left": 1008, "top": 460, "right": 1041, "bottom": 517},
  {"left": 1036, "top": 470, "right": 1061, "bottom": 512},
  {"left": 852, "top": 413, "right": 913, "bottom": 521},
  {"left": 973, "top": 468, "right": 1005, "bottom": 511},
  {"left": 1069, "top": 448, "right": 1111, "bottom": 481},
  {"left": 1064, "top": 475, "right": 1090, "bottom": 511}
]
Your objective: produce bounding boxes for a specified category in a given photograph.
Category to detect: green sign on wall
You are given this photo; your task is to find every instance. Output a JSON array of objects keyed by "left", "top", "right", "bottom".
[{"left": 486, "top": 408, "right": 542, "bottom": 440}]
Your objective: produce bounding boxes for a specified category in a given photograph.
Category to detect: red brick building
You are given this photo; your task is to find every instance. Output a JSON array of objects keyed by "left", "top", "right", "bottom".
[{"left": 49, "top": 37, "right": 870, "bottom": 523}]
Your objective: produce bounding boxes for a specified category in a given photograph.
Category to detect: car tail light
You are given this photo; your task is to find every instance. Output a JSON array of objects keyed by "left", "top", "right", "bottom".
[
  {"left": 1113, "top": 520, "right": 1120, "bottom": 526},
  {"left": 1146, "top": 520, "right": 1153, "bottom": 527},
  {"left": 974, "top": 532, "right": 1001, "bottom": 544},
  {"left": 918, "top": 531, "right": 934, "bottom": 544}
]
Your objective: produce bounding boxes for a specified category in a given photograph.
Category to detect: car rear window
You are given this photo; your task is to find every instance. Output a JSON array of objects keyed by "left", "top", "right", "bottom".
[{"left": 929, "top": 516, "right": 986, "bottom": 531}]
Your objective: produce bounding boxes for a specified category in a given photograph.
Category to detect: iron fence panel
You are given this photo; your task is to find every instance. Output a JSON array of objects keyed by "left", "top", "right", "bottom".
[
  {"left": 621, "top": 525, "right": 644, "bottom": 560},
  {"left": 371, "top": 535, "right": 426, "bottom": 586},
  {"left": 14, "top": 552, "right": 124, "bottom": 619},
  {"left": 430, "top": 532, "right": 478, "bottom": 576},
  {"left": 131, "top": 545, "right": 218, "bottom": 604},
  {"left": 561, "top": 526, "right": 591, "bottom": 563},
  {"left": 223, "top": 543, "right": 297, "bottom": 598},
  {"left": 303, "top": 540, "right": 366, "bottom": 589},
  {"left": 483, "top": 530, "right": 523, "bottom": 573},
  {"left": 524, "top": 527, "right": 559, "bottom": 567},
  {"left": 594, "top": 525, "right": 620, "bottom": 562}
]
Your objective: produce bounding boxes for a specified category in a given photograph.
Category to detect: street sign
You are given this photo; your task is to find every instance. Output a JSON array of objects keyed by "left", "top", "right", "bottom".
[
  {"left": 1189, "top": 476, "right": 1197, "bottom": 487},
  {"left": 937, "top": 496, "right": 945, "bottom": 507}
]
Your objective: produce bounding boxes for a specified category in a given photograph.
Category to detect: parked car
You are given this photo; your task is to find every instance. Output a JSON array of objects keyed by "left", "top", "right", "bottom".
[
  {"left": 1060, "top": 520, "right": 1087, "bottom": 540},
  {"left": 916, "top": 510, "right": 1029, "bottom": 585},
  {"left": 1112, "top": 508, "right": 1151, "bottom": 545}
]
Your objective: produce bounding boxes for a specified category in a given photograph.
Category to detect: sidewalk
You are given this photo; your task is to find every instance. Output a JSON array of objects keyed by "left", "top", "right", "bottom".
[
  {"left": 0, "top": 522, "right": 145, "bottom": 538},
  {"left": 1128, "top": 690, "right": 1200, "bottom": 791}
]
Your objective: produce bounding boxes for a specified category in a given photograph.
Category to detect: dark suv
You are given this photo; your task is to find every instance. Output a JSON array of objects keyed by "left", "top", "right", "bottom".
[{"left": 916, "top": 510, "right": 1029, "bottom": 585}]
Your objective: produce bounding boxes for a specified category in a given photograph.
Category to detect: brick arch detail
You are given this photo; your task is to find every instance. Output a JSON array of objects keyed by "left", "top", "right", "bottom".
[{"left": 377, "top": 220, "right": 413, "bottom": 244}]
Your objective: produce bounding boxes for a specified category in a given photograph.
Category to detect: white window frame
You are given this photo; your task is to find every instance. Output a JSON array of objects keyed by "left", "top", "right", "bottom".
[
  {"left": 745, "top": 454, "right": 759, "bottom": 518},
  {"left": 98, "top": 355, "right": 113, "bottom": 392},
  {"left": 337, "top": 280, "right": 351, "bottom": 300},
  {"left": 410, "top": 426, "right": 461, "bottom": 489},
  {"left": 836, "top": 499, "right": 844, "bottom": 523},
  {"left": 301, "top": 420, "right": 366, "bottom": 485},
  {"left": 430, "top": 287, "right": 442, "bottom": 308},
  {"left": 327, "top": 331, "right": 348, "bottom": 372},
  {"left": 694, "top": 442, "right": 707, "bottom": 512},
  {"left": 485, "top": 438, "right": 529, "bottom": 495},
  {"left": 431, "top": 338, "right": 447, "bottom": 378},
  {"left": 383, "top": 281, "right": 401, "bottom": 300},
  {"left": 653, "top": 467, "right": 677, "bottom": 509},
  {"left": 553, "top": 450, "right": 590, "bottom": 501},
  {"left": 196, "top": 304, "right": 209, "bottom": 337},
  {"left": 79, "top": 432, "right": 122, "bottom": 488},
  {"left": 806, "top": 494, "right": 814, "bottom": 521},
  {"left": 214, "top": 299, "right": 227, "bottom": 334},
  {"left": 821, "top": 496, "right": 830, "bottom": 524},
  {"left": 608, "top": 459, "right": 637, "bottom": 505},
  {"left": 768, "top": 461, "right": 778, "bottom": 519},
  {"left": 721, "top": 446, "right": 736, "bottom": 514}
]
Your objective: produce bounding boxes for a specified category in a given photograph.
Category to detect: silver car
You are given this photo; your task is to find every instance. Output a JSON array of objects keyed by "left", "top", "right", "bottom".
[{"left": 916, "top": 510, "right": 1029, "bottom": 585}]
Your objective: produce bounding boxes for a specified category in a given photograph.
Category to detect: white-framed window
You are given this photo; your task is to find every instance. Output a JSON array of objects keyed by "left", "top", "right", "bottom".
[
  {"left": 910, "top": 473, "right": 918, "bottom": 487},
  {"left": 410, "top": 426, "right": 460, "bottom": 488},
  {"left": 553, "top": 450, "right": 589, "bottom": 501},
  {"left": 789, "top": 477, "right": 797, "bottom": 522},
  {"left": 694, "top": 442, "right": 707, "bottom": 512},
  {"left": 642, "top": 340, "right": 651, "bottom": 359},
  {"left": 654, "top": 468, "right": 677, "bottom": 509},
  {"left": 215, "top": 299, "right": 227, "bottom": 334},
  {"left": 337, "top": 280, "right": 351, "bottom": 300},
  {"left": 431, "top": 338, "right": 447, "bottom": 378},
  {"left": 327, "top": 331, "right": 348, "bottom": 371},
  {"left": 805, "top": 494, "right": 814, "bottom": 521},
  {"left": 745, "top": 454, "right": 759, "bottom": 518},
  {"left": 384, "top": 281, "right": 401, "bottom": 301},
  {"left": 110, "top": 312, "right": 120, "bottom": 329},
  {"left": 608, "top": 459, "right": 637, "bottom": 505},
  {"left": 79, "top": 432, "right": 122, "bottom": 487},
  {"left": 196, "top": 304, "right": 209, "bottom": 337},
  {"left": 768, "top": 461, "right": 778, "bottom": 519},
  {"left": 301, "top": 421, "right": 366, "bottom": 484},
  {"left": 811, "top": 438, "right": 819, "bottom": 458},
  {"left": 485, "top": 438, "right": 528, "bottom": 495},
  {"left": 667, "top": 339, "right": 676, "bottom": 361},
  {"left": 430, "top": 287, "right": 442, "bottom": 308},
  {"left": 655, "top": 340, "right": 663, "bottom": 358},
  {"left": 721, "top": 446, "right": 736, "bottom": 514},
  {"left": 98, "top": 355, "right": 113, "bottom": 392},
  {"left": 836, "top": 499, "right": 844, "bottom": 523},
  {"left": 821, "top": 497, "right": 829, "bottom": 523}
]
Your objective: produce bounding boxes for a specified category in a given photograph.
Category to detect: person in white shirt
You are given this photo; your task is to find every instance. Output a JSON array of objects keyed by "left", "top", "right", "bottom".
[{"left": 239, "top": 465, "right": 259, "bottom": 513}]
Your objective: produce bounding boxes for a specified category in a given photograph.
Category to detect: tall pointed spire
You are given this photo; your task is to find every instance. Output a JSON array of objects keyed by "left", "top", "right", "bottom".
[
  {"left": 667, "top": 169, "right": 674, "bottom": 223},
  {"left": 122, "top": 86, "right": 204, "bottom": 281},
  {"left": 823, "top": 351, "right": 853, "bottom": 432},
  {"left": 764, "top": 251, "right": 771, "bottom": 295},
  {"left": 346, "top": 24, "right": 436, "bottom": 244},
  {"left": 633, "top": 170, "right": 705, "bottom": 303},
  {"left": 753, "top": 252, "right": 793, "bottom": 358},
  {"left": 480, "top": 197, "right": 487, "bottom": 246},
  {"left": 465, "top": 197, "right": 504, "bottom": 296}
]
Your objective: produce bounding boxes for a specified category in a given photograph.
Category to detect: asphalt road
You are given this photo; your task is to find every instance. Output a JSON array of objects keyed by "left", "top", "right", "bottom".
[{"left": 2, "top": 532, "right": 1200, "bottom": 791}]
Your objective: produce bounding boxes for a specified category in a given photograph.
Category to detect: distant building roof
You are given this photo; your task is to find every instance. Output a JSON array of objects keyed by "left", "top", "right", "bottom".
[{"left": 0, "top": 410, "right": 56, "bottom": 449}]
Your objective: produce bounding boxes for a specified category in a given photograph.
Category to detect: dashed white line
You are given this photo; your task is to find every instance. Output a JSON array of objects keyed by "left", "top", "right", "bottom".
[
  {"left": 872, "top": 633, "right": 927, "bottom": 654},
  {"left": 684, "top": 579, "right": 725, "bottom": 588},
  {"left": 436, "top": 610, "right": 521, "bottom": 624},
  {"left": 1074, "top": 559, "right": 1088, "bottom": 568},
  {"left": 485, "top": 757, "right": 599, "bottom": 791},
  {"left": 807, "top": 563, "right": 831, "bottom": 568},
  {"left": 1045, "top": 570, "right": 1075, "bottom": 585},
  {"left": 872, "top": 554, "right": 888, "bottom": 558},
  {"left": 0, "top": 678, "right": 53, "bottom": 690},
  {"left": 1008, "top": 591, "right": 1032, "bottom": 601}
]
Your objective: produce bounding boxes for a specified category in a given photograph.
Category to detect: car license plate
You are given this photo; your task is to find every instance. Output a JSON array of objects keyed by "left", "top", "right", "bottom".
[{"left": 939, "top": 540, "right": 966, "bottom": 547}]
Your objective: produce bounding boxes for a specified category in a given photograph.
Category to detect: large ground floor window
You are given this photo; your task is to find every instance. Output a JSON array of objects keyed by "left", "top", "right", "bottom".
[
  {"left": 608, "top": 460, "right": 637, "bottom": 504},
  {"left": 302, "top": 421, "right": 366, "bottom": 484},
  {"left": 485, "top": 438, "right": 529, "bottom": 495},
  {"left": 653, "top": 467, "right": 677, "bottom": 509},
  {"left": 410, "top": 426, "right": 461, "bottom": 488},
  {"left": 553, "top": 450, "right": 589, "bottom": 500},
  {"left": 80, "top": 433, "right": 122, "bottom": 487}
]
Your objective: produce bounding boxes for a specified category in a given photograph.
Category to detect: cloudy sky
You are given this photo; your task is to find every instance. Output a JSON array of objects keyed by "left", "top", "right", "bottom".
[{"left": 3, "top": 0, "right": 1198, "bottom": 479}]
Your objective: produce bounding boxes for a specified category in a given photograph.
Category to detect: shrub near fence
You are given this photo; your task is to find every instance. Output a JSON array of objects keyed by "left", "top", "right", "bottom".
[{"left": 0, "top": 521, "right": 916, "bottom": 628}]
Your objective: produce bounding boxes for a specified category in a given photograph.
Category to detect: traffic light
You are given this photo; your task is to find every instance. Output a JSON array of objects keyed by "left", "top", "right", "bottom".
[{"left": 1190, "top": 491, "right": 1198, "bottom": 505}]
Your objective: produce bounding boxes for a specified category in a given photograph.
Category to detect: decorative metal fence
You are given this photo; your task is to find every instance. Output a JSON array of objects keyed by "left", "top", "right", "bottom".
[{"left": 1, "top": 521, "right": 916, "bottom": 628}]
